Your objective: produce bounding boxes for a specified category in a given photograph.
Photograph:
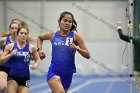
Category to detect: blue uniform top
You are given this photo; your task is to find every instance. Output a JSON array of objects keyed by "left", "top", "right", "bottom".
[
  {"left": 9, "top": 42, "right": 31, "bottom": 77},
  {"left": 3, "top": 36, "right": 12, "bottom": 67},
  {"left": 50, "top": 31, "right": 76, "bottom": 74}
]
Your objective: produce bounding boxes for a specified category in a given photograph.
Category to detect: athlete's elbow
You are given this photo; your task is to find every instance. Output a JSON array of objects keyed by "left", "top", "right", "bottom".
[
  {"left": 83, "top": 52, "right": 90, "bottom": 59},
  {"left": 87, "top": 55, "right": 90, "bottom": 59},
  {"left": 86, "top": 54, "right": 90, "bottom": 59},
  {"left": 37, "top": 36, "right": 43, "bottom": 42}
]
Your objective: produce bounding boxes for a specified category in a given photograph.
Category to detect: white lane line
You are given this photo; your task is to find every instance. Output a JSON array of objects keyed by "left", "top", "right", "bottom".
[
  {"left": 68, "top": 79, "right": 94, "bottom": 93},
  {"left": 68, "top": 78, "right": 128, "bottom": 93},
  {"left": 104, "top": 82, "right": 114, "bottom": 93}
]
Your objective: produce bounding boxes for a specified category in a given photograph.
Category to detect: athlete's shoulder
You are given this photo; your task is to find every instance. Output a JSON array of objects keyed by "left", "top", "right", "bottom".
[
  {"left": 29, "top": 43, "right": 36, "bottom": 50},
  {"left": 73, "top": 31, "right": 79, "bottom": 34},
  {"left": 7, "top": 42, "right": 14, "bottom": 46},
  {"left": 74, "top": 31, "right": 81, "bottom": 37},
  {"left": 5, "top": 42, "right": 14, "bottom": 50},
  {"left": 28, "top": 43, "right": 35, "bottom": 48}
]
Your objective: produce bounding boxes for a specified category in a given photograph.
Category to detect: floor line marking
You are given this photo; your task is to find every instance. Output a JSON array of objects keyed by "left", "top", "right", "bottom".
[{"left": 68, "top": 78, "right": 128, "bottom": 93}]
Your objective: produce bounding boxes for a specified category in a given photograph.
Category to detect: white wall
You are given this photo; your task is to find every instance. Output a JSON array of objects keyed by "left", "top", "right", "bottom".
[
  {"left": 0, "top": 1, "right": 5, "bottom": 33},
  {"left": 0, "top": 0, "right": 131, "bottom": 76}
]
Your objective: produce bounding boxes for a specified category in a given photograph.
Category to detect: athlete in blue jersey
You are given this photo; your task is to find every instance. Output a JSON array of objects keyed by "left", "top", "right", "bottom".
[
  {"left": 0, "top": 26, "right": 40, "bottom": 93},
  {"left": 0, "top": 21, "right": 20, "bottom": 93},
  {"left": 37, "top": 11, "right": 90, "bottom": 93}
]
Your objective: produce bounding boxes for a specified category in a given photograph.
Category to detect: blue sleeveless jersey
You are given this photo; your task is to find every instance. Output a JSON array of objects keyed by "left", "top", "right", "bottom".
[
  {"left": 9, "top": 42, "right": 31, "bottom": 77},
  {"left": 50, "top": 31, "right": 76, "bottom": 73},
  {"left": 5, "top": 36, "right": 12, "bottom": 45},
  {"left": 3, "top": 36, "right": 12, "bottom": 67}
]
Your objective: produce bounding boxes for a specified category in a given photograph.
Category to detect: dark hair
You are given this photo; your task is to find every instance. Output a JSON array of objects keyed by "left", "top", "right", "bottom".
[
  {"left": 1, "top": 19, "right": 28, "bottom": 37},
  {"left": 20, "top": 20, "right": 28, "bottom": 27},
  {"left": 17, "top": 26, "right": 29, "bottom": 35},
  {"left": 9, "top": 22, "right": 20, "bottom": 30},
  {"left": 58, "top": 11, "right": 77, "bottom": 32},
  {"left": 11, "top": 18, "right": 28, "bottom": 27},
  {"left": 11, "top": 18, "right": 21, "bottom": 23},
  {"left": 1, "top": 22, "right": 20, "bottom": 37},
  {"left": 17, "top": 26, "right": 35, "bottom": 43}
]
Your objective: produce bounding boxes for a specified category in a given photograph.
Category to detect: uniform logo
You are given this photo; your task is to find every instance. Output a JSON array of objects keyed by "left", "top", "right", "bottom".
[
  {"left": 26, "top": 80, "right": 30, "bottom": 88},
  {"left": 65, "top": 38, "right": 73, "bottom": 46},
  {"left": 15, "top": 51, "right": 30, "bottom": 62}
]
